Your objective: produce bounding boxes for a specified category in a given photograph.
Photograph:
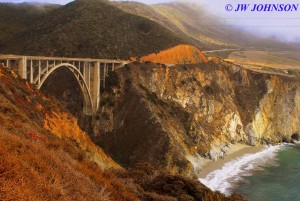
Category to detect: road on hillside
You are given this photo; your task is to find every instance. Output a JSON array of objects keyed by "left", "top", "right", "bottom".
[{"left": 202, "top": 48, "right": 241, "bottom": 53}]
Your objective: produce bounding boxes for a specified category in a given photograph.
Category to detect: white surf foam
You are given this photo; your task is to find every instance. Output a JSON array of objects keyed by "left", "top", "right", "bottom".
[
  {"left": 199, "top": 145, "right": 284, "bottom": 196},
  {"left": 293, "top": 141, "right": 300, "bottom": 147}
]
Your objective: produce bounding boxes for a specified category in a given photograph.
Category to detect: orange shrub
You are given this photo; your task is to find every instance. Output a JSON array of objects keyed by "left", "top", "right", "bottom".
[{"left": 140, "top": 44, "right": 208, "bottom": 64}]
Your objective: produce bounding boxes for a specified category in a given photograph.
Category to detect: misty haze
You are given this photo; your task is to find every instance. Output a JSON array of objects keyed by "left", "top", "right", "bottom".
[{"left": 0, "top": 0, "right": 300, "bottom": 201}]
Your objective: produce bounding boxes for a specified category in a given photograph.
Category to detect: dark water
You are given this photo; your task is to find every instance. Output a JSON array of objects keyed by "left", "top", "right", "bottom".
[{"left": 236, "top": 145, "right": 300, "bottom": 201}]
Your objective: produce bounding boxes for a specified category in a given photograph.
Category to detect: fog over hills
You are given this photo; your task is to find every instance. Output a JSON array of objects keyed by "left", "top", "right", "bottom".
[
  {"left": 114, "top": 1, "right": 297, "bottom": 50},
  {"left": 1, "top": 1, "right": 300, "bottom": 200},
  {"left": 1, "top": 0, "right": 298, "bottom": 59},
  {"left": 120, "top": 0, "right": 300, "bottom": 44},
  {"left": 4, "top": 0, "right": 299, "bottom": 44},
  {"left": 0, "top": 3, "right": 59, "bottom": 42}
]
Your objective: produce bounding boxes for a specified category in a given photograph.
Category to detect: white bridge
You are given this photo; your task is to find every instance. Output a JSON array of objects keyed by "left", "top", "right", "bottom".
[{"left": 0, "top": 55, "right": 128, "bottom": 115}]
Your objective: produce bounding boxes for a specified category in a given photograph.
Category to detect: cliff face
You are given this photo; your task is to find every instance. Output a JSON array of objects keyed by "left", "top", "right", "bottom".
[
  {"left": 250, "top": 76, "right": 300, "bottom": 143},
  {"left": 0, "top": 63, "right": 247, "bottom": 201},
  {"left": 88, "top": 58, "right": 300, "bottom": 177}
]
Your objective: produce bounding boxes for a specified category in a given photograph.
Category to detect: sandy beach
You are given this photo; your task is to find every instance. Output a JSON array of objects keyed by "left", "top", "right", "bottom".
[{"left": 199, "top": 143, "right": 264, "bottom": 178}]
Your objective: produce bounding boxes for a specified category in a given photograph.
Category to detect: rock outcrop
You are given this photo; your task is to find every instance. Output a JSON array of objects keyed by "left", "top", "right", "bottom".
[
  {"left": 87, "top": 58, "right": 300, "bottom": 177},
  {"left": 0, "top": 62, "right": 247, "bottom": 201}
]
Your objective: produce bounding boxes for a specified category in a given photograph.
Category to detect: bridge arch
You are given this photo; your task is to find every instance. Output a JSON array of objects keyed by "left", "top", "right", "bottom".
[
  {"left": 0, "top": 55, "right": 129, "bottom": 115},
  {"left": 37, "top": 63, "right": 93, "bottom": 115}
]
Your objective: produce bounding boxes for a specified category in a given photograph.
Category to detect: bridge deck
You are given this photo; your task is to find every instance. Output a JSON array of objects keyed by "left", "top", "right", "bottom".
[
  {"left": 0, "top": 54, "right": 129, "bottom": 115},
  {"left": 0, "top": 54, "right": 128, "bottom": 64}
]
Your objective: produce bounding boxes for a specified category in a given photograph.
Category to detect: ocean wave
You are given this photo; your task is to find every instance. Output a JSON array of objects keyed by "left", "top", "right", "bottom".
[
  {"left": 199, "top": 145, "right": 285, "bottom": 196},
  {"left": 292, "top": 141, "right": 300, "bottom": 147}
]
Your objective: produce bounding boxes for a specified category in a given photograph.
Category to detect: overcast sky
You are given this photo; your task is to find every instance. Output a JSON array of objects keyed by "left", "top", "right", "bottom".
[{"left": 2, "top": 0, "right": 300, "bottom": 43}]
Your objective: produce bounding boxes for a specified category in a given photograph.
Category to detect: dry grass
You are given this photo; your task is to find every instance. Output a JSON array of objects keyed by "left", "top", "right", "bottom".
[
  {"left": 0, "top": 66, "right": 137, "bottom": 200},
  {"left": 0, "top": 127, "right": 138, "bottom": 201},
  {"left": 0, "top": 65, "right": 118, "bottom": 169},
  {"left": 140, "top": 44, "right": 208, "bottom": 64},
  {"left": 226, "top": 50, "right": 300, "bottom": 74},
  {"left": 0, "top": 65, "right": 248, "bottom": 200}
]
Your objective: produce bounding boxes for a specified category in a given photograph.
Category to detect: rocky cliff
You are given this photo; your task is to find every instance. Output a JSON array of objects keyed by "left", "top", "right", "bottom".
[
  {"left": 0, "top": 62, "right": 247, "bottom": 200},
  {"left": 86, "top": 58, "right": 300, "bottom": 177}
]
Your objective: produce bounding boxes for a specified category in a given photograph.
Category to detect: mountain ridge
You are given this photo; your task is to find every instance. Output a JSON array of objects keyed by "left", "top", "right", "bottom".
[
  {"left": 0, "top": 0, "right": 186, "bottom": 59},
  {"left": 0, "top": 2, "right": 59, "bottom": 42},
  {"left": 1, "top": 0, "right": 297, "bottom": 59},
  {"left": 114, "top": 1, "right": 297, "bottom": 51}
]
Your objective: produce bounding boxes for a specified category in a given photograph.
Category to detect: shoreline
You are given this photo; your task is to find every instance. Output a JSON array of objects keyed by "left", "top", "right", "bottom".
[{"left": 198, "top": 143, "right": 264, "bottom": 178}]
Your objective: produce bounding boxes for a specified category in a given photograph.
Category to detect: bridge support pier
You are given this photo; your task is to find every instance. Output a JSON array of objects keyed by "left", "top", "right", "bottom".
[
  {"left": 83, "top": 63, "right": 93, "bottom": 115},
  {"left": 82, "top": 61, "right": 101, "bottom": 115},
  {"left": 92, "top": 62, "right": 101, "bottom": 112},
  {"left": 18, "top": 56, "right": 27, "bottom": 79}
]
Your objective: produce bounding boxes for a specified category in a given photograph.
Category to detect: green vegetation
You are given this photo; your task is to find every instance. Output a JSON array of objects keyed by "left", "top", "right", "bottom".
[
  {"left": 1, "top": 0, "right": 296, "bottom": 59},
  {"left": 114, "top": 1, "right": 296, "bottom": 51},
  {"left": 1, "top": 0, "right": 185, "bottom": 59},
  {"left": 0, "top": 3, "right": 59, "bottom": 43}
]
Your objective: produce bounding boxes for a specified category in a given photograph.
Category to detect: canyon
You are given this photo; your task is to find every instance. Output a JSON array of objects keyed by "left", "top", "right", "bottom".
[
  {"left": 43, "top": 54, "right": 300, "bottom": 178},
  {"left": 1, "top": 0, "right": 300, "bottom": 200}
]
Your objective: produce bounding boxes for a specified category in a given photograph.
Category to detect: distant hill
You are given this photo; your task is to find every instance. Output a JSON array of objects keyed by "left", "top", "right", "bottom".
[
  {"left": 0, "top": 0, "right": 186, "bottom": 59},
  {"left": 1, "top": 0, "right": 297, "bottom": 59},
  {"left": 0, "top": 3, "right": 59, "bottom": 42},
  {"left": 114, "top": 1, "right": 295, "bottom": 51}
]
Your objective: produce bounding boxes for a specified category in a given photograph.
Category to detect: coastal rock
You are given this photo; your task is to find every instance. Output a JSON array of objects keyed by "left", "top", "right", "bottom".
[
  {"left": 248, "top": 76, "right": 300, "bottom": 144},
  {"left": 291, "top": 133, "right": 300, "bottom": 141},
  {"left": 53, "top": 58, "right": 300, "bottom": 177}
]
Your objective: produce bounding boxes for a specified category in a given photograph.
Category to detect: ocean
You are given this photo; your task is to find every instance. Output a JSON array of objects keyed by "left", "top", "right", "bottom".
[{"left": 199, "top": 143, "right": 300, "bottom": 201}]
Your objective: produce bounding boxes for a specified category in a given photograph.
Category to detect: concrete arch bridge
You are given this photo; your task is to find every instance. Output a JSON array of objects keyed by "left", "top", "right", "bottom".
[{"left": 0, "top": 55, "right": 128, "bottom": 115}]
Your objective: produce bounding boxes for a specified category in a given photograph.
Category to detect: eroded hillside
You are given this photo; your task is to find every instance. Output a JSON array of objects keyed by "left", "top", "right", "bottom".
[
  {"left": 0, "top": 65, "right": 141, "bottom": 200},
  {"left": 83, "top": 58, "right": 300, "bottom": 177},
  {"left": 0, "top": 63, "right": 247, "bottom": 200}
]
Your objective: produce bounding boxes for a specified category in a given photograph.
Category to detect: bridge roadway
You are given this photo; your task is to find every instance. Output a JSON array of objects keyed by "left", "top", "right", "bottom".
[{"left": 0, "top": 55, "right": 129, "bottom": 115}]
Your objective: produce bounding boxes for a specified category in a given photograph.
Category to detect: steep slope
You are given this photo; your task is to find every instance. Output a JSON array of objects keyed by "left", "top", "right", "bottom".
[
  {"left": 1, "top": 0, "right": 185, "bottom": 59},
  {"left": 83, "top": 59, "right": 300, "bottom": 178},
  {"left": 114, "top": 1, "right": 294, "bottom": 51},
  {"left": 140, "top": 44, "right": 208, "bottom": 64},
  {"left": 0, "top": 64, "right": 246, "bottom": 201},
  {"left": 0, "top": 66, "right": 117, "bottom": 168},
  {"left": 0, "top": 65, "right": 142, "bottom": 200},
  {"left": 0, "top": 3, "right": 59, "bottom": 42}
]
